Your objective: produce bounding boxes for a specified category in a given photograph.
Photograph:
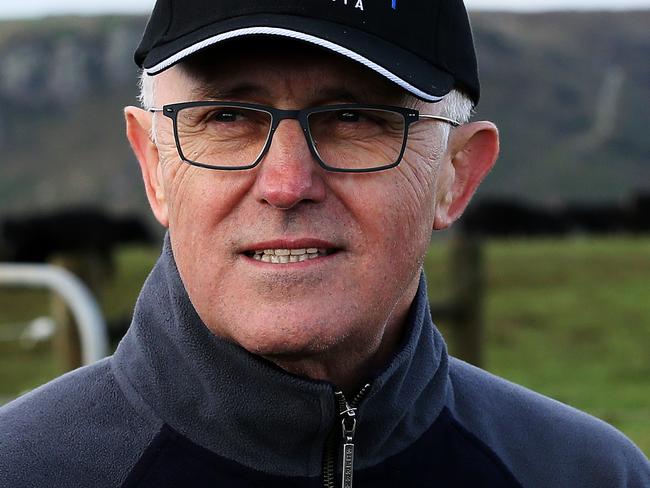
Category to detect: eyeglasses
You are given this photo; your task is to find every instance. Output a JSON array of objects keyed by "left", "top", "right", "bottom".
[{"left": 149, "top": 102, "right": 460, "bottom": 173}]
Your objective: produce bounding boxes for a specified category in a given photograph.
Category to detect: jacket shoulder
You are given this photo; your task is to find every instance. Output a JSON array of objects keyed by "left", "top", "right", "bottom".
[
  {"left": 0, "top": 358, "right": 162, "bottom": 488},
  {"left": 447, "top": 357, "right": 650, "bottom": 488}
]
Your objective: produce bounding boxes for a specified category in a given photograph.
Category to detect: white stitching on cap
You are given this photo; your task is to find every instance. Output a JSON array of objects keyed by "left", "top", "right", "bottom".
[{"left": 144, "top": 26, "right": 444, "bottom": 102}]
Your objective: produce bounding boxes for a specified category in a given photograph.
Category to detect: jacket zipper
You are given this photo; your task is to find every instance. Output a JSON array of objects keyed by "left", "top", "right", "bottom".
[{"left": 322, "top": 383, "right": 372, "bottom": 488}]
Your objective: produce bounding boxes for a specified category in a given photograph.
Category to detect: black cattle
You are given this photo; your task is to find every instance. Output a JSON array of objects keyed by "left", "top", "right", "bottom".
[
  {"left": 563, "top": 204, "right": 627, "bottom": 235},
  {"left": 627, "top": 193, "right": 650, "bottom": 233},
  {"left": 459, "top": 198, "right": 570, "bottom": 237},
  {"left": 0, "top": 208, "right": 155, "bottom": 263},
  {"left": 459, "top": 195, "right": 650, "bottom": 238}
]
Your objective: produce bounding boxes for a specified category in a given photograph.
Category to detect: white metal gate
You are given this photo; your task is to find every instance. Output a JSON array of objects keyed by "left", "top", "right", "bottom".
[{"left": 0, "top": 264, "right": 109, "bottom": 365}]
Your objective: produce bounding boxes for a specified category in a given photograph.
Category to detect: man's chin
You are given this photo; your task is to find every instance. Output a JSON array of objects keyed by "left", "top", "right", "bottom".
[
  {"left": 217, "top": 321, "right": 344, "bottom": 361},
  {"left": 202, "top": 304, "right": 349, "bottom": 353},
  {"left": 239, "top": 333, "right": 338, "bottom": 359}
]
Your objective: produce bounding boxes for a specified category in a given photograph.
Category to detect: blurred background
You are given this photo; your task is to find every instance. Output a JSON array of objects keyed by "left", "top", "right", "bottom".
[{"left": 0, "top": 0, "right": 648, "bottom": 454}]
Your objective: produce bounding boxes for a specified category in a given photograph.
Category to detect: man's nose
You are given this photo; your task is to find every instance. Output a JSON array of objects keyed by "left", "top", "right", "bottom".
[{"left": 253, "top": 120, "right": 327, "bottom": 209}]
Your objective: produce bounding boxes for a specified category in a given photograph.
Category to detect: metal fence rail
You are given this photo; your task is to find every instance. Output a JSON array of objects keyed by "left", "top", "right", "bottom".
[{"left": 0, "top": 264, "right": 109, "bottom": 365}]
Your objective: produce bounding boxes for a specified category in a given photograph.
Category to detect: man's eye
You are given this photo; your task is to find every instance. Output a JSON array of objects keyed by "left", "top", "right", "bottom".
[
  {"left": 209, "top": 111, "right": 242, "bottom": 122},
  {"left": 338, "top": 111, "right": 361, "bottom": 123}
]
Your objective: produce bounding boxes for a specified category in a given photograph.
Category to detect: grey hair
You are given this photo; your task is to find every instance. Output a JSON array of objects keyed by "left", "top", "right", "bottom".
[
  {"left": 434, "top": 88, "right": 474, "bottom": 143},
  {"left": 438, "top": 88, "right": 474, "bottom": 124},
  {"left": 139, "top": 72, "right": 158, "bottom": 141},
  {"left": 139, "top": 71, "right": 156, "bottom": 110}
]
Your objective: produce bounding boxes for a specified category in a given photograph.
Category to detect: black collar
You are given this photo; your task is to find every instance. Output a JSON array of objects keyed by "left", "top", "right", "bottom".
[{"left": 112, "top": 234, "right": 450, "bottom": 477}]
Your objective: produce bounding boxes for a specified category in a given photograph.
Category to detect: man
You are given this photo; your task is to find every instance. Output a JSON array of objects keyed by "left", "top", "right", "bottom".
[{"left": 1, "top": 1, "right": 648, "bottom": 487}]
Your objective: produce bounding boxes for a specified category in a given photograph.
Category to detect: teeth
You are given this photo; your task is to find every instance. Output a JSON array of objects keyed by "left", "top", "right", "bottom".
[
  {"left": 261, "top": 248, "right": 324, "bottom": 256},
  {"left": 250, "top": 247, "right": 333, "bottom": 264}
]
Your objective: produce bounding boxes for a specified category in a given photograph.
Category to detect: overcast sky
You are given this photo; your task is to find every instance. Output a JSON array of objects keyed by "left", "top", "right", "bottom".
[{"left": 0, "top": 0, "right": 649, "bottom": 18}]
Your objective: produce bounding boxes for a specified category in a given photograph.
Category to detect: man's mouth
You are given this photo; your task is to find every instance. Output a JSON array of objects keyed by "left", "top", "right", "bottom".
[{"left": 244, "top": 248, "right": 336, "bottom": 264}]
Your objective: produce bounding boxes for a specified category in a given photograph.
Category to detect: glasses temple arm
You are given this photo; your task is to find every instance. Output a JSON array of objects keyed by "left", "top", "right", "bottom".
[{"left": 418, "top": 114, "right": 461, "bottom": 127}]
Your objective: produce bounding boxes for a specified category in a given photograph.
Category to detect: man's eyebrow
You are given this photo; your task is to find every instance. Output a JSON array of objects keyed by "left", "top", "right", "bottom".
[
  {"left": 189, "top": 82, "right": 271, "bottom": 101},
  {"left": 313, "top": 85, "right": 403, "bottom": 105},
  {"left": 314, "top": 87, "right": 363, "bottom": 104},
  {"left": 186, "top": 80, "right": 404, "bottom": 106}
]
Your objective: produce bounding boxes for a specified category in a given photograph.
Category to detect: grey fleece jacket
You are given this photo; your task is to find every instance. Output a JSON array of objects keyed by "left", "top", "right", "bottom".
[{"left": 1, "top": 236, "right": 648, "bottom": 487}]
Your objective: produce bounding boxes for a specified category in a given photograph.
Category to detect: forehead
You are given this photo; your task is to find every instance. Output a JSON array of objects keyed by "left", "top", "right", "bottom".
[{"left": 168, "top": 37, "right": 411, "bottom": 105}]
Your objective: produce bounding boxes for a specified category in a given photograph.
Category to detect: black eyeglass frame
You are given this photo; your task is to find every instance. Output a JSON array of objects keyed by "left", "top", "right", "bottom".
[{"left": 150, "top": 101, "right": 460, "bottom": 173}]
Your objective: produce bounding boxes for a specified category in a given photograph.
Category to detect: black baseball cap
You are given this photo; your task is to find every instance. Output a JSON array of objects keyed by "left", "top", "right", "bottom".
[{"left": 135, "top": 0, "right": 480, "bottom": 105}]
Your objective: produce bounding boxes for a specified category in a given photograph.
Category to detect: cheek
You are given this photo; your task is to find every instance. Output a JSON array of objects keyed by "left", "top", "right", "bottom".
[
  {"left": 157, "top": 139, "right": 179, "bottom": 165},
  {"left": 163, "top": 166, "right": 255, "bottom": 323},
  {"left": 391, "top": 150, "right": 440, "bottom": 233},
  {"left": 331, "top": 136, "right": 440, "bottom": 235},
  {"left": 161, "top": 162, "right": 199, "bottom": 226},
  {"left": 161, "top": 159, "right": 254, "bottom": 232},
  {"left": 385, "top": 157, "right": 439, "bottom": 273},
  {"left": 154, "top": 117, "right": 176, "bottom": 152},
  {"left": 334, "top": 153, "right": 438, "bottom": 268}
]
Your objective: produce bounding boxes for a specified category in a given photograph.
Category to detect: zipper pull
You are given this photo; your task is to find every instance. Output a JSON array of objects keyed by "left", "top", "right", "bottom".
[
  {"left": 341, "top": 415, "right": 356, "bottom": 488},
  {"left": 331, "top": 385, "right": 369, "bottom": 488},
  {"left": 335, "top": 393, "right": 358, "bottom": 488}
]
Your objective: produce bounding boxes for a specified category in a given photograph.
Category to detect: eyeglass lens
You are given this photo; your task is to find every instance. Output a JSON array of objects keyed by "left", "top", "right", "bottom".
[
  {"left": 308, "top": 109, "right": 405, "bottom": 170},
  {"left": 176, "top": 105, "right": 273, "bottom": 168},
  {"left": 175, "top": 105, "right": 407, "bottom": 170}
]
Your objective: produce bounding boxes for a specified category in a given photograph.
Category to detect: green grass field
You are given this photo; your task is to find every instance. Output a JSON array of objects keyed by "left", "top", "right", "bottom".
[{"left": 1, "top": 237, "right": 649, "bottom": 454}]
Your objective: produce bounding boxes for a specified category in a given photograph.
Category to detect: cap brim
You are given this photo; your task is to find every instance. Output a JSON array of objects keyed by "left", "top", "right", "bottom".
[{"left": 140, "top": 14, "right": 454, "bottom": 102}]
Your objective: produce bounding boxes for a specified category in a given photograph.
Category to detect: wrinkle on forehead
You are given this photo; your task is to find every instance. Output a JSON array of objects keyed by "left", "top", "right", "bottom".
[{"left": 175, "top": 38, "right": 407, "bottom": 106}]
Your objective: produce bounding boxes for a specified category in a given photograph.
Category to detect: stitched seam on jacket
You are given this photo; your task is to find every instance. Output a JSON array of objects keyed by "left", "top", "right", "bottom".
[
  {"left": 444, "top": 408, "right": 524, "bottom": 487},
  {"left": 120, "top": 424, "right": 174, "bottom": 488}
]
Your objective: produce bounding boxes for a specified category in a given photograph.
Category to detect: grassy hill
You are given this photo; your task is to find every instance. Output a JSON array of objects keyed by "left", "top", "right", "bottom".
[{"left": 0, "top": 11, "right": 648, "bottom": 215}]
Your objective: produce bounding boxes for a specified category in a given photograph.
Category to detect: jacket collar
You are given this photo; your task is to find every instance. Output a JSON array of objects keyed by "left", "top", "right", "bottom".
[{"left": 112, "top": 234, "right": 450, "bottom": 477}]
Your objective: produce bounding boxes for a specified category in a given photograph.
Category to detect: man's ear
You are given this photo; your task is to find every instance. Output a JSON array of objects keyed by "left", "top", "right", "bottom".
[
  {"left": 124, "top": 106, "right": 169, "bottom": 227},
  {"left": 433, "top": 121, "right": 499, "bottom": 230}
]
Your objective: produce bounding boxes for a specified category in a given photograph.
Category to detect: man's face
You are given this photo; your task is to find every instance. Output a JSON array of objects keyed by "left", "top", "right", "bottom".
[{"left": 146, "top": 41, "right": 452, "bottom": 364}]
